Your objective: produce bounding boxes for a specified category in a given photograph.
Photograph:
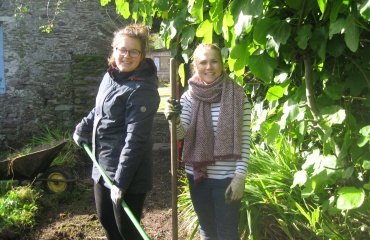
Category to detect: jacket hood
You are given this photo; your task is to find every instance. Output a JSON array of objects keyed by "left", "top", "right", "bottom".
[{"left": 108, "top": 58, "right": 159, "bottom": 88}]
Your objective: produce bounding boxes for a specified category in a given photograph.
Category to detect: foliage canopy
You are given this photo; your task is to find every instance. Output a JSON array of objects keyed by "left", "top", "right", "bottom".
[{"left": 103, "top": 0, "right": 370, "bottom": 238}]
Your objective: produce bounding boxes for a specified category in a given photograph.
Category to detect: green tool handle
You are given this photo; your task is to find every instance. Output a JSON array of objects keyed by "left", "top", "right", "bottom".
[{"left": 82, "top": 143, "right": 150, "bottom": 240}]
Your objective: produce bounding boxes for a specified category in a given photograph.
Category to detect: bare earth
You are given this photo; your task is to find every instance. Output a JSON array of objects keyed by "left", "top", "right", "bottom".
[{"left": 21, "top": 113, "right": 185, "bottom": 240}]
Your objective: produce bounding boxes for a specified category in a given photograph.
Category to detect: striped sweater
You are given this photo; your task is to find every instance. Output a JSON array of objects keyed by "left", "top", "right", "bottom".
[{"left": 175, "top": 90, "right": 251, "bottom": 179}]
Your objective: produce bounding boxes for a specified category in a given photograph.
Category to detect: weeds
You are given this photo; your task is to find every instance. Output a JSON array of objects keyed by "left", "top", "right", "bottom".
[{"left": 0, "top": 186, "right": 40, "bottom": 238}]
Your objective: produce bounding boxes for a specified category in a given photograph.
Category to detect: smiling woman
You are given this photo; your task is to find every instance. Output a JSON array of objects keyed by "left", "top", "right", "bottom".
[
  {"left": 73, "top": 24, "right": 160, "bottom": 240},
  {"left": 113, "top": 36, "right": 143, "bottom": 72}
]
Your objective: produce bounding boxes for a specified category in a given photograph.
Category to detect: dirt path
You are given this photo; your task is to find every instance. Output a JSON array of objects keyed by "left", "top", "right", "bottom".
[{"left": 22, "top": 113, "right": 180, "bottom": 240}]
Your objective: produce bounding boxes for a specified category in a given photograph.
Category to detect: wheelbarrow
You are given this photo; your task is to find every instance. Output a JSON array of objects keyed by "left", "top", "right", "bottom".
[{"left": 0, "top": 139, "right": 76, "bottom": 193}]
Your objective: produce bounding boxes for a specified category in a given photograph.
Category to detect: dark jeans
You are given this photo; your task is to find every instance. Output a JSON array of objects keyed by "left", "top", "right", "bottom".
[
  {"left": 187, "top": 174, "right": 241, "bottom": 240},
  {"left": 94, "top": 179, "right": 146, "bottom": 240}
]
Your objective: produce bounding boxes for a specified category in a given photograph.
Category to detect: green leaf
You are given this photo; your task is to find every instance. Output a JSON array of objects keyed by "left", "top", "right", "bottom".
[
  {"left": 327, "top": 35, "right": 345, "bottom": 57},
  {"left": 266, "top": 123, "right": 280, "bottom": 145},
  {"left": 283, "top": 99, "right": 301, "bottom": 123},
  {"left": 209, "top": 0, "right": 222, "bottom": 22},
  {"left": 357, "top": 127, "right": 370, "bottom": 150},
  {"left": 310, "top": 171, "right": 329, "bottom": 192},
  {"left": 253, "top": 18, "right": 275, "bottom": 46},
  {"left": 285, "top": 0, "right": 304, "bottom": 10},
  {"left": 337, "top": 131, "right": 351, "bottom": 161},
  {"left": 266, "top": 80, "right": 290, "bottom": 102},
  {"left": 229, "top": 39, "right": 249, "bottom": 76},
  {"left": 364, "top": 183, "right": 370, "bottom": 190},
  {"left": 330, "top": 0, "right": 343, "bottom": 23},
  {"left": 342, "top": 166, "right": 354, "bottom": 179},
  {"left": 317, "top": 0, "right": 328, "bottom": 14},
  {"left": 344, "top": 72, "right": 368, "bottom": 96},
  {"left": 181, "top": 49, "right": 192, "bottom": 64},
  {"left": 320, "top": 105, "right": 346, "bottom": 126},
  {"left": 309, "top": 27, "right": 327, "bottom": 60},
  {"left": 302, "top": 149, "right": 321, "bottom": 171},
  {"left": 190, "top": 0, "right": 204, "bottom": 23},
  {"left": 336, "top": 187, "right": 365, "bottom": 210},
  {"left": 302, "top": 186, "right": 314, "bottom": 198},
  {"left": 249, "top": 52, "right": 278, "bottom": 83},
  {"left": 359, "top": 125, "right": 370, "bottom": 136},
  {"left": 344, "top": 14, "right": 359, "bottom": 52},
  {"left": 362, "top": 160, "right": 370, "bottom": 170},
  {"left": 180, "top": 27, "right": 196, "bottom": 50},
  {"left": 364, "top": 94, "right": 370, "bottom": 107},
  {"left": 360, "top": 0, "right": 370, "bottom": 20},
  {"left": 154, "top": 0, "right": 169, "bottom": 11},
  {"left": 100, "top": 0, "right": 111, "bottom": 6},
  {"left": 222, "top": 11, "right": 234, "bottom": 42},
  {"left": 178, "top": 63, "right": 185, "bottom": 87},
  {"left": 132, "top": 0, "right": 139, "bottom": 22},
  {"left": 213, "top": 17, "right": 223, "bottom": 35},
  {"left": 329, "top": 18, "right": 345, "bottom": 39},
  {"left": 234, "top": 14, "right": 253, "bottom": 36},
  {"left": 268, "top": 21, "right": 291, "bottom": 46},
  {"left": 196, "top": 19, "right": 214, "bottom": 43},
  {"left": 230, "top": 0, "right": 262, "bottom": 35},
  {"left": 168, "top": 20, "right": 177, "bottom": 39},
  {"left": 295, "top": 25, "right": 312, "bottom": 49},
  {"left": 174, "top": 7, "right": 187, "bottom": 30},
  {"left": 116, "top": 0, "right": 130, "bottom": 19},
  {"left": 324, "top": 82, "right": 344, "bottom": 100}
]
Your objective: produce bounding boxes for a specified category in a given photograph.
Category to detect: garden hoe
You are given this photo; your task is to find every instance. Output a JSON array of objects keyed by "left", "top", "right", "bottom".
[{"left": 82, "top": 143, "right": 150, "bottom": 240}]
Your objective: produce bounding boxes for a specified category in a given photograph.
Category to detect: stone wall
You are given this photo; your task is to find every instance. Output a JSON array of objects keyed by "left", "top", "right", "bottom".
[{"left": 0, "top": 0, "right": 130, "bottom": 148}]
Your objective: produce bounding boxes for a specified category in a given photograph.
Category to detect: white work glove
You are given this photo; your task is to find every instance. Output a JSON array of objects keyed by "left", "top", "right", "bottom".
[
  {"left": 111, "top": 184, "right": 125, "bottom": 205},
  {"left": 225, "top": 174, "right": 245, "bottom": 204},
  {"left": 73, "top": 132, "right": 88, "bottom": 147}
]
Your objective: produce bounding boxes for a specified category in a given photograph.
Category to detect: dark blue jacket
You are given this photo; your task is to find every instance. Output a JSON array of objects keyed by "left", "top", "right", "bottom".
[{"left": 75, "top": 58, "right": 160, "bottom": 193}]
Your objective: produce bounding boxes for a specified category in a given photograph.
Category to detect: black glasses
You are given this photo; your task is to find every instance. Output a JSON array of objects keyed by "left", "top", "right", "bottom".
[{"left": 115, "top": 48, "right": 141, "bottom": 58}]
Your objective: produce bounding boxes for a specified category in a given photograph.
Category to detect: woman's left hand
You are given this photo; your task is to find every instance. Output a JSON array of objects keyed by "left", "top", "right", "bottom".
[{"left": 225, "top": 174, "right": 245, "bottom": 204}]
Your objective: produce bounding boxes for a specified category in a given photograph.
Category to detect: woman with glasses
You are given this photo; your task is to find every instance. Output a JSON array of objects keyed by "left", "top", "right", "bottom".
[{"left": 73, "top": 24, "right": 160, "bottom": 240}]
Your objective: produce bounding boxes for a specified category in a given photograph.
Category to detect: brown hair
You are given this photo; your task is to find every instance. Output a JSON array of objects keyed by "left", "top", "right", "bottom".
[
  {"left": 108, "top": 24, "right": 149, "bottom": 65},
  {"left": 191, "top": 43, "right": 224, "bottom": 74}
]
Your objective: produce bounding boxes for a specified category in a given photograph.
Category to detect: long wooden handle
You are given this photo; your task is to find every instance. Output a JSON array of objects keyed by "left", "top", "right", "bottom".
[{"left": 169, "top": 58, "right": 178, "bottom": 240}]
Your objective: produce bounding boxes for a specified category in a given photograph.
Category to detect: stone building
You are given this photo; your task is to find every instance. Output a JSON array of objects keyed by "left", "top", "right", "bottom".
[{"left": 0, "top": 0, "right": 170, "bottom": 148}]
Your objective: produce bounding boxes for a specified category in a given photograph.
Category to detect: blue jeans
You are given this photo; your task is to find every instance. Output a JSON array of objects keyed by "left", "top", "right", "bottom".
[{"left": 187, "top": 174, "right": 241, "bottom": 240}]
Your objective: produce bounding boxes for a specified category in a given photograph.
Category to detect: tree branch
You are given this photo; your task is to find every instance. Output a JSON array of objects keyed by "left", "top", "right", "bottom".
[{"left": 303, "top": 51, "right": 320, "bottom": 121}]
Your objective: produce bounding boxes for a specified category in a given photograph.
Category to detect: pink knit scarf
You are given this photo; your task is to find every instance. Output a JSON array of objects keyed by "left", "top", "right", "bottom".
[{"left": 183, "top": 73, "right": 244, "bottom": 183}]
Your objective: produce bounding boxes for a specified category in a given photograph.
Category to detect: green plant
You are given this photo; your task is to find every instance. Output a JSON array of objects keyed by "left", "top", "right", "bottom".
[
  {"left": 26, "top": 125, "right": 82, "bottom": 168},
  {"left": 240, "top": 141, "right": 321, "bottom": 239},
  {"left": 177, "top": 172, "right": 199, "bottom": 239},
  {"left": 0, "top": 186, "right": 40, "bottom": 238},
  {"left": 240, "top": 140, "right": 370, "bottom": 240}
]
